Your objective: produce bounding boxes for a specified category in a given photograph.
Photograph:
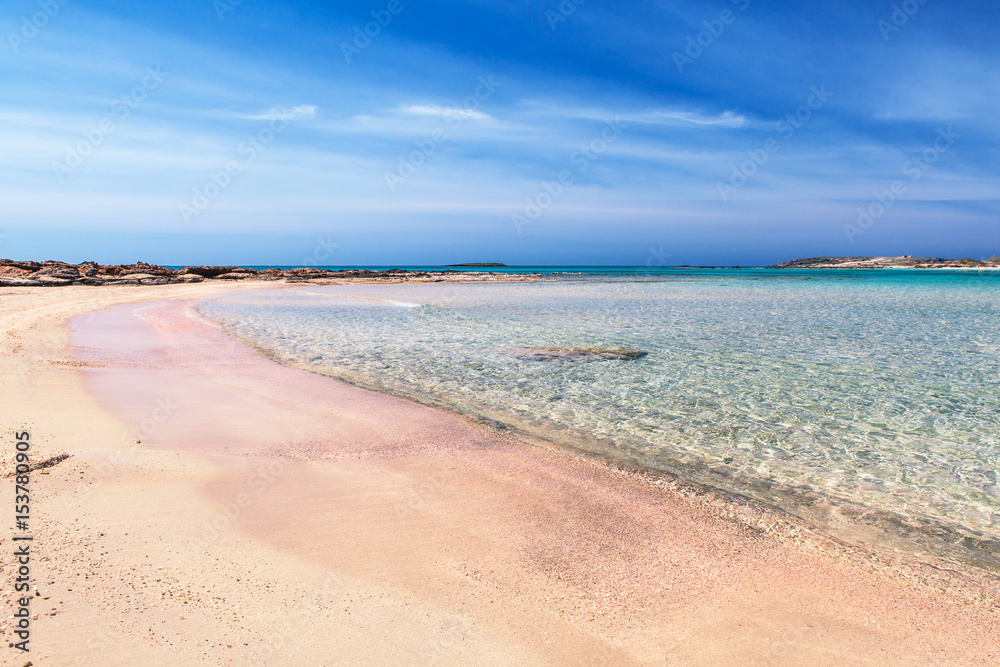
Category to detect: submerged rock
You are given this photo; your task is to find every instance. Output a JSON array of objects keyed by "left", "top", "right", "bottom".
[{"left": 511, "top": 347, "right": 649, "bottom": 362}]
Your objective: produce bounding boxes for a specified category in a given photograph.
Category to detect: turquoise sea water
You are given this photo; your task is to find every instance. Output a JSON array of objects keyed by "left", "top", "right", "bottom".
[{"left": 198, "top": 270, "right": 1000, "bottom": 565}]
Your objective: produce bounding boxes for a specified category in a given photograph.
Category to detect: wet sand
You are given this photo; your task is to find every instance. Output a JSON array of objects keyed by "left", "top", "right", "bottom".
[{"left": 3, "top": 284, "right": 1000, "bottom": 665}]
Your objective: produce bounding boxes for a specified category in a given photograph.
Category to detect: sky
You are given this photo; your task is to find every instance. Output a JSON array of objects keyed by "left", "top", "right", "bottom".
[{"left": 1, "top": 0, "right": 998, "bottom": 266}]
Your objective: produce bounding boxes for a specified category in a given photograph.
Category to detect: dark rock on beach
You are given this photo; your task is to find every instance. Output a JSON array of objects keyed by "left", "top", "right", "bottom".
[{"left": 178, "top": 266, "right": 239, "bottom": 278}]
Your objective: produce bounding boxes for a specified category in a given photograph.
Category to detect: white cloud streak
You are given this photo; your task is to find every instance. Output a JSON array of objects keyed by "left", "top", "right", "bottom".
[
  {"left": 241, "top": 104, "right": 318, "bottom": 121},
  {"left": 397, "top": 104, "right": 491, "bottom": 120}
]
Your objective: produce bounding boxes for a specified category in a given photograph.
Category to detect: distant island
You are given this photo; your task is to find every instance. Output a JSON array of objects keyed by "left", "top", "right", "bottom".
[
  {"left": 444, "top": 262, "right": 507, "bottom": 267},
  {"left": 771, "top": 256, "right": 1000, "bottom": 269}
]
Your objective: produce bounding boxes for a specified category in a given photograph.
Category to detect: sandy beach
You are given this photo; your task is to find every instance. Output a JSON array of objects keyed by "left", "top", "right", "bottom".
[{"left": 3, "top": 282, "right": 1000, "bottom": 666}]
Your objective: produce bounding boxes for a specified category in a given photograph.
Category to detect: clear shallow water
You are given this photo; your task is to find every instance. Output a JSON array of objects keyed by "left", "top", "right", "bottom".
[{"left": 199, "top": 271, "right": 1000, "bottom": 563}]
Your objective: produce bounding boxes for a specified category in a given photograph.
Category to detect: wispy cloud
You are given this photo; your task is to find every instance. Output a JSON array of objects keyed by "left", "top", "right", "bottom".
[
  {"left": 626, "top": 110, "right": 746, "bottom": 128},
  {"left": 398, "top": 105, "right": 491, "bottom": 120},
  {"left": 530, "top": 103, "right": 746, "bottom": 128},
  {"left": 244, "top": 104, "right": 318, "bottom": 121}
]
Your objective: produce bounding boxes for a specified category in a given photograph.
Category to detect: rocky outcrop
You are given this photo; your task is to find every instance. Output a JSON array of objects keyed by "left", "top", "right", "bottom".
[{"left": 0, "top": 259, "right": 538, "bottom": 287}]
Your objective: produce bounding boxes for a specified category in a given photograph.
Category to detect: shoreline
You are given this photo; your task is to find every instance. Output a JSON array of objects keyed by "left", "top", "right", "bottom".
[
  {"left": 225, "top": 316, "right": 1000, "bottom": 578},
  {"left": 3, "top": 283, "right": 1000, "bottom": 663},
  {"left": 202, "top": 285, "right": 1000, "bottom": 578}
]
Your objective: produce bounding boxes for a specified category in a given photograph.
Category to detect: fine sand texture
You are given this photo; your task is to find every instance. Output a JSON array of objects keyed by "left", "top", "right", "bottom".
[{"left": 2, "top": 283, "right": 1000, "bottom": 665}]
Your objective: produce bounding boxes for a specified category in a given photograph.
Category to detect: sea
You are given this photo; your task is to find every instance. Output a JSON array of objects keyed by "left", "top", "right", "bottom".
[{"left": 197, "top": 267, "right": 1000, "bottom": 567}]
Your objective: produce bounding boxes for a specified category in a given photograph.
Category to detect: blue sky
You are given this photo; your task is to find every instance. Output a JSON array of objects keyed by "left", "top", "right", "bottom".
[{"left": 1, "top": 0, "right": 997, "bottom": 265}]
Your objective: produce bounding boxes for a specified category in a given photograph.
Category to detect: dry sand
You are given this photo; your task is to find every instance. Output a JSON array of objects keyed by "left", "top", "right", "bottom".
[{"left": 2, "top": 283, "right": 999, "bottom": 666}]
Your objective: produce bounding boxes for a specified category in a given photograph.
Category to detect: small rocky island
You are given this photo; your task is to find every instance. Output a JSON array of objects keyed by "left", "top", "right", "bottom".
[
  {"left": 0, "top": 259, "right": 532, "bottom": 287},
  {"left": 771, "top": 256, "right": 1000, "bottom": 269}
]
